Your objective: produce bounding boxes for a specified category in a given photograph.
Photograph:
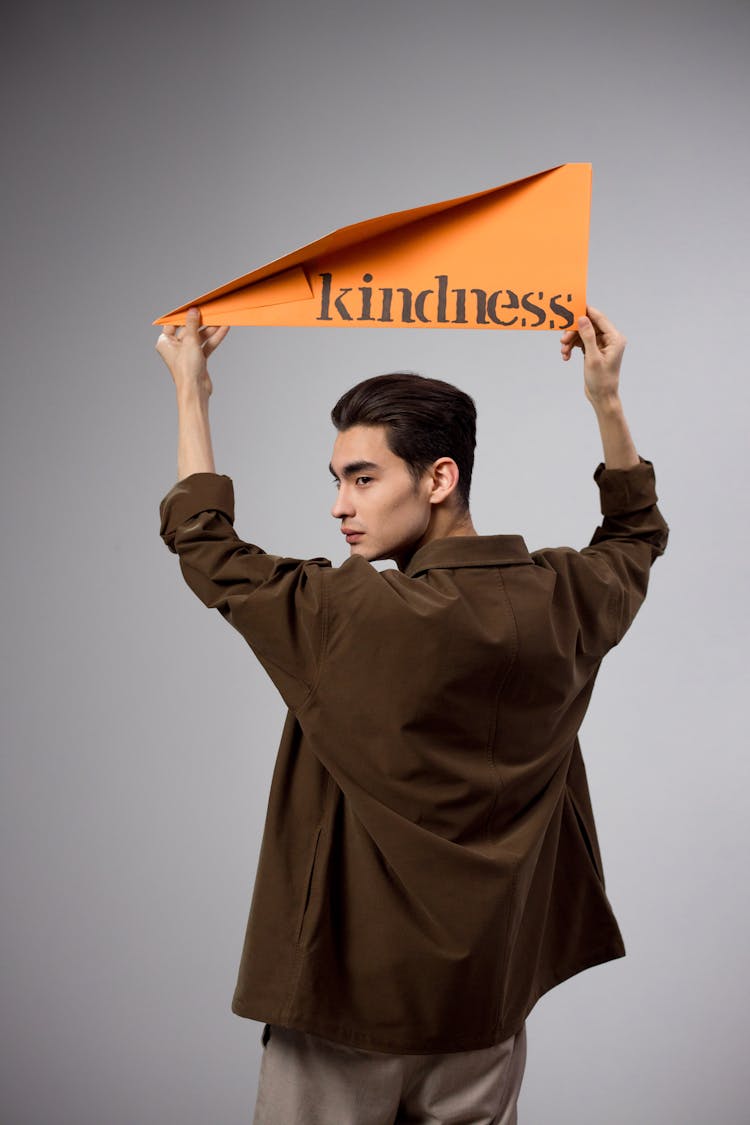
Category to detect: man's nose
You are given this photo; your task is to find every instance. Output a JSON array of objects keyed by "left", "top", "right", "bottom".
[{"left": 330, "top": 485, "right": 354, "bottom": 519}]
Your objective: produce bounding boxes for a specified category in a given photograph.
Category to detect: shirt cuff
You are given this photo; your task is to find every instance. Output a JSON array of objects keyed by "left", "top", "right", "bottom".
[
  {"left": 159, "top": 472, "right": 235, "bottom": 552},
  {"left": 593, "top": 456, "right": 657, "bottom": 517}
]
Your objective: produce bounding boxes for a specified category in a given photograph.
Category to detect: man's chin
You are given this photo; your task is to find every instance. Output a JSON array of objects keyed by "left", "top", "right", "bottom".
[{"left": 349, "top": 539, "right": 382, "bottom": 562}]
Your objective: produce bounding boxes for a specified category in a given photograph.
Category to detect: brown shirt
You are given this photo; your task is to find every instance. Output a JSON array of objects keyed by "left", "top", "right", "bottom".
[{"left": 159, "top": 456, "right": 669, "bottom": 1054}]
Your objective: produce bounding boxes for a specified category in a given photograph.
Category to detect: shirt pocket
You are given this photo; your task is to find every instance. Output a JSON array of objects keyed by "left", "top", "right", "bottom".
[
  {"left": 565, "top": 786, "right": 604, "bottom": 884},
  {"left": 295, "top": 824, "right": 323, "bottom": 948}
]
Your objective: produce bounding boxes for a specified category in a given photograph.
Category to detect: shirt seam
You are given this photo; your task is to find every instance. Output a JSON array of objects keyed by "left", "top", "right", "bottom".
[
  {"left": 295, "top": 567, "right": 330, "bottom": 717},
  {"left": 609, "top": 578, "right": 623, "bottom": 648},
  {"left": 483, "top": 570, "right": 520, "bottom": 840}
]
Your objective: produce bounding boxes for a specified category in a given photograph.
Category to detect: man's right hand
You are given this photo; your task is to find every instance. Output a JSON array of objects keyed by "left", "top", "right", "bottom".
[{"left": 155, "top": 307, "right": 230, "bottom": 399}]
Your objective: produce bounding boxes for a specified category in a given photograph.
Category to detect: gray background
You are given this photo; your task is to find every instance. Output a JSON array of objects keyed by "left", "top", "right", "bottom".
[{"left": 1, "top": 1, "right": 748, "bottom": 1122}]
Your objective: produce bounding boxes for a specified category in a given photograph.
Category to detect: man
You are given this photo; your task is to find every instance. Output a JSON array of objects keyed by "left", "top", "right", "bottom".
[{"left": 156, "top": 307, "right": 669, "bottom": 1124}]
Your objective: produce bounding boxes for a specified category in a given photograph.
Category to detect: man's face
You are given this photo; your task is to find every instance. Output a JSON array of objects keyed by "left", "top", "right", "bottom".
[{"left": 329, "top": 424, "right": 433, "bottom": 567}]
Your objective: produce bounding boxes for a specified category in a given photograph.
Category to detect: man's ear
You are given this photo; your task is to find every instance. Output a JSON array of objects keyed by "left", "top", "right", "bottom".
[{"left": 428, "top": 458, "right": 460, "bottom": 505}]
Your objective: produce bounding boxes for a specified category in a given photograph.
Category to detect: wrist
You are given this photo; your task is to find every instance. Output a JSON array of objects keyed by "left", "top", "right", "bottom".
[
  {"left": 176, "top": 384, "right": 210, "bottom": 408},
  {"left": 590, "top": 392, "right": 622, "bottom": 415}
]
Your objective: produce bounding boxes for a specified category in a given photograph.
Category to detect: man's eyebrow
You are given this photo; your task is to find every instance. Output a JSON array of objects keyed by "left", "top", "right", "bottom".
[{"left": 328, "top": 460, "right": 381, "bottom": 479}]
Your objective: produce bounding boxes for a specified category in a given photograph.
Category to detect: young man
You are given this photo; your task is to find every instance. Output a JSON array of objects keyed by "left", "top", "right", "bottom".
[{"left": 156, "top": 307, "right": 669, "bottom": 1125}]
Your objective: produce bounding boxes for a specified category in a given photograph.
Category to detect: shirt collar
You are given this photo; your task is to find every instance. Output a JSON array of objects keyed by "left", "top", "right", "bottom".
[{"left": 404, "top": 534, "right": 533, "bottom": 578}]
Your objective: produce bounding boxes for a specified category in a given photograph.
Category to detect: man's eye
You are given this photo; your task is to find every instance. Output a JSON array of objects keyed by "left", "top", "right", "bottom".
[{"left": 355, "top": 476, "right": 372, "bottom": 485}]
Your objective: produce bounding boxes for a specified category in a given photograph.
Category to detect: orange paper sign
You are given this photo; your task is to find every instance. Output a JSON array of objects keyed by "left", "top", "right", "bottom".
[{"left": 153, "top": 163, "right": 591, "bottom": 331}]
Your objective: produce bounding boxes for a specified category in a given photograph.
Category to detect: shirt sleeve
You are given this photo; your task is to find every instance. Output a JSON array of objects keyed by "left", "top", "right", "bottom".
[
  {"left": 534, "top": 456, "right": 670, "bottom": 660},
  {"left": 158, "top": 472, "right": 330, "bottom": 712}
]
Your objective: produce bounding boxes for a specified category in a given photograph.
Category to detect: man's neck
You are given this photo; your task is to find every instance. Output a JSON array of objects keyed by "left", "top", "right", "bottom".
[{"left": 395, "top": 509, "right": 478, "bottom": 571}]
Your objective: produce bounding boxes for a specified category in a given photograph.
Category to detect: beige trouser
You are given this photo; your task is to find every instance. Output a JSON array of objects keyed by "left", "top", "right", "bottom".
[{"left": 252, "top": 1021, "right": 527, "bottom": 1125}]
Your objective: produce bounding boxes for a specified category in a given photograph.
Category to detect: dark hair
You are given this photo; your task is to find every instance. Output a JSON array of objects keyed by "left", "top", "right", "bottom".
[{"left": 330, "top": 372, "right": 476, "bottom": 511}]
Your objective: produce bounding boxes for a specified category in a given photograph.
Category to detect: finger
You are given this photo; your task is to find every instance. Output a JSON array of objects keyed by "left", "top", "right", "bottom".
[
  {"left": 576, "top": 315, "right": 599, "bottom": 355},
  {"left": 560, "top": 348, "right": 583, "bottom": 363},
  {"left": 183, "top": 306, "right": 202, "bottom": 340},
  {"left": 155, "top": 324, "right": 177, "bottom": 353},
  {"left": 585, "top": 306, "right": 617, "bottom": 336},
  {"left": 199, "top": 325, "right": 225, "bottom": 344},
  {"left": 560, "top": 326, "right": 582, "bottom": 351},
  {"left": 203, "top": 325, "right": 230, "bottom": 355},
  {"left": 559, "top": 328, "right": 581, "bottom": 347},
  {"left": 155, "top": 324, "right": 176, "bottom": 348}
]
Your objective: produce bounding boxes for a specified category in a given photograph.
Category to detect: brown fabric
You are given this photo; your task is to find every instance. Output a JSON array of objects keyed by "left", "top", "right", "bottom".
[
  {"left": 252, "top": 1021, "right": 527, "bottom": 1124},
  {"left": 159, "top": 456, "right": 669, "bottom": 1053}
]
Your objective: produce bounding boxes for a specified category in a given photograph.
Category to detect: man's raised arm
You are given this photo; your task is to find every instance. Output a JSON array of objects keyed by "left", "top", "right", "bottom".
[
  {"left": 155, "top": 307, "right": 229, "bottom": 481},
  {"left": 154, "top": 310, "right": 330, "bottom": 714},
  {"left": 560, "top": 305, "right": 639, "bottom": 470},
  {"left": 536, "top": 305, "right": 670, "bottom": 659}
]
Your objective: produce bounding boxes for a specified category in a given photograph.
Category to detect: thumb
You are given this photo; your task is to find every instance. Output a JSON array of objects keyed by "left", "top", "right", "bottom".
[
  {"left": 184, "top": 306, "right": 202, "bottom": 338},
  {"left": 576, "top": 314, "right": 598, "bottom": 355}
]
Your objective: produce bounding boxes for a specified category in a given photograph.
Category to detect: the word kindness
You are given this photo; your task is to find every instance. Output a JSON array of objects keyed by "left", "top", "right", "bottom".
[{"left": 317, "top": 272, "right": 576, "bottom": 328}]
